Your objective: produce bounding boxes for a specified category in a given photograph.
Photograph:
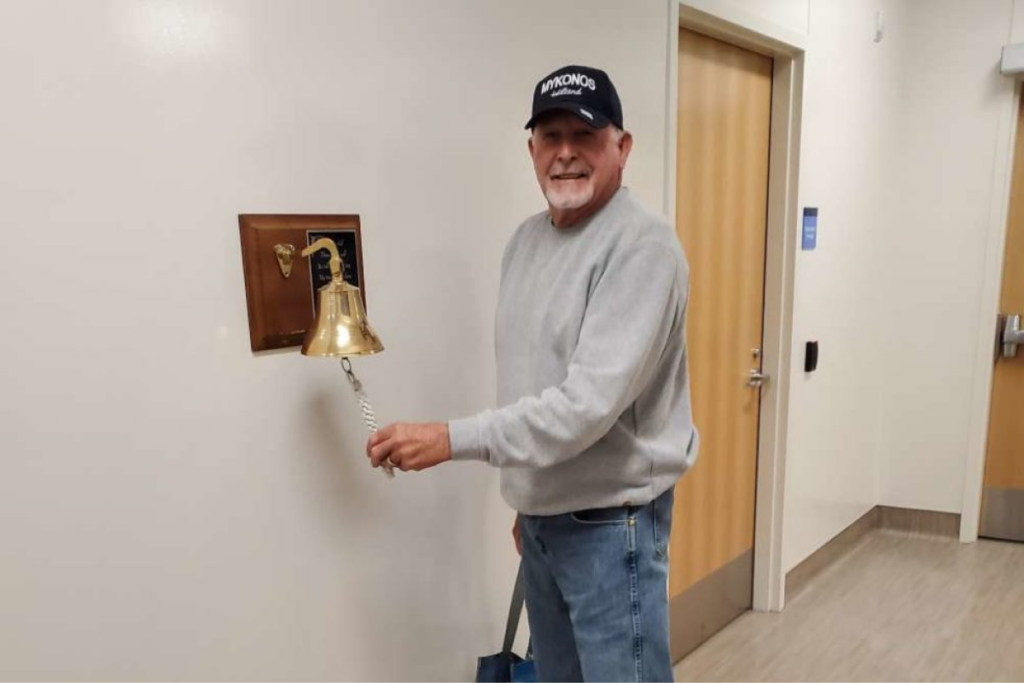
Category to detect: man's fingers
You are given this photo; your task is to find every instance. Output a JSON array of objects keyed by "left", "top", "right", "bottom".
[
  {"left": 390, "top": 445, "right": 414, "bottom": 471},
  {"left": 370, "top": 440, "right": 394, "bottom": 468},
  {"left": 368, "top": 425, "right": 402, "bottom": 466},
  {"left": 365, "top": 423, "right": 447, "bottom": 473},
  {"left": 373, "top": 424, "right": 396, "bottom": 443}
]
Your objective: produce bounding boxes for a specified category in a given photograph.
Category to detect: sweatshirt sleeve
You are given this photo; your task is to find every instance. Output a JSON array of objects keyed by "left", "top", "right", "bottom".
[{"left": 448, "top": 239, "right": 682, "bottom": 468}]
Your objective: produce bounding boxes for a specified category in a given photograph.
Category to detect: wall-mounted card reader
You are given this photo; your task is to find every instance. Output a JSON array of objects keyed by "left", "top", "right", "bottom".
[{"left": 805, "top": 341, "right": 819, "bottom": 373}]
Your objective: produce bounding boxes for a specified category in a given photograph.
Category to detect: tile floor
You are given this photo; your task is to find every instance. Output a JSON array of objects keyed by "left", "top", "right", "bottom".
[{"left": 673, "top": 530, "right": 1024, "bottom": 681}]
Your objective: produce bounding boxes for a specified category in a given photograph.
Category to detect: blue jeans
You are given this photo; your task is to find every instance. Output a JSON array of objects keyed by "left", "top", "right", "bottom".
[{"left": 518, "top": 488, "right": 675, "bottom": 682}]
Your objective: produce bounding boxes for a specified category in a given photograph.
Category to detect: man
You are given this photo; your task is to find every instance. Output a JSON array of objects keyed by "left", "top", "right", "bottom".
[{"left": 366, "top": 65, "right": 697, "bottom": 682}]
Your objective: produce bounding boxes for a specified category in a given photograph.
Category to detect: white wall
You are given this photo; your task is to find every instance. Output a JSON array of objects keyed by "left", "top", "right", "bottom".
[
  {"left": 782, "top": 0, "right": 902, "bottom": 572},
  {"left": 0, "top": 1, "right": 671, "bottom": 679},
  {"left": 782, "top": 0, "right": 1017, "bottom": 571},
  {"left": 724, "top": 0, "right": 810, "bottom": 34},
  {"left": 875, "top": 0, "right": 1014, "bottom": 513}
]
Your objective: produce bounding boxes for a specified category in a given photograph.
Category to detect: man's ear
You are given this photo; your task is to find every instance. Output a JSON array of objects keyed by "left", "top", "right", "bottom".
[
  {"left": 618, "top": 131, "right": 634, "bottom": 169},
  {"left": 528, "top": 134, "right": 535, "bottom": 157}
]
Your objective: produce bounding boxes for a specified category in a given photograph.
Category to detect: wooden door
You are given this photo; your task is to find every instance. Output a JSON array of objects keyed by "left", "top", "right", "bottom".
[
  {"left": 981, "top": 94, "right": 1024, "bottom": 542},
  {"left": 670, "top": 28, "right": 773, "bottom": 660}
]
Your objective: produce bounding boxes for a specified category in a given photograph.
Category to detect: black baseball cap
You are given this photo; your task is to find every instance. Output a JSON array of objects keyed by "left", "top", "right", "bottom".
[{"left": 525, "top": 65, "right": 624, "bottom": 130}]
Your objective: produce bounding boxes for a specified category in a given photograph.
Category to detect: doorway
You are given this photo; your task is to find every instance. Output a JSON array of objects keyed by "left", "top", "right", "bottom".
[
  {"left": 668, "top": 26, "right": 773, "bottom": 660},
  {"left": 980, "top": 92, "right": 1024, "bottom": 542}
]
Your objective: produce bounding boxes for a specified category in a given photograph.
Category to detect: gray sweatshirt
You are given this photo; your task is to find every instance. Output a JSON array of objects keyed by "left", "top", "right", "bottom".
[{"left": 448, "top": 187, "right": 698, "bottom": 516}]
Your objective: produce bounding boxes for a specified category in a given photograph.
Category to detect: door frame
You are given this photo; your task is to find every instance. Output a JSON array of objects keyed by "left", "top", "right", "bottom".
[
  {"left": 664, "top": 0, "right": 806, "bottom": 612},
  {"left": 960, "top": 76, "right": 1022, "bottom": 543}
]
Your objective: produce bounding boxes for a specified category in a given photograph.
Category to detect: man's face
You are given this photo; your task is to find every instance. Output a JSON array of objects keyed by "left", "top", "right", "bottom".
[{"left": 528, "top": 111, "right": 632, "bottom": 222}]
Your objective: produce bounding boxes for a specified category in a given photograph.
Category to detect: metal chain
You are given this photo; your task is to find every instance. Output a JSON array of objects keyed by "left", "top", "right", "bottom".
[{"left": 341, "top": 358, "right": 394, "bottom": 478}]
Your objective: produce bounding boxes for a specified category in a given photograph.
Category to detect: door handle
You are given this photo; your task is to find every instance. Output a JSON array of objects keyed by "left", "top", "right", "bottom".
[
  {"left": 1001, "top": 314, "right": 1023, "bottom": 359},
  {"left": 748, "top": 369, "right": 770, "bottom": 388}
]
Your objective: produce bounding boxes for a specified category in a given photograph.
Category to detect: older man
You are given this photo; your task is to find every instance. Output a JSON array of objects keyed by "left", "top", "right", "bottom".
[{"left": 368, "top": 65, "right": 697, "bottom": 682}]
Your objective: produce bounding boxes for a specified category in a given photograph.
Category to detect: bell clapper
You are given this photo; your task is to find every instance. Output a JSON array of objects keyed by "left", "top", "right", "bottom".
[{"left": 341, "top": 357, "right": 394, "bottom": 479}]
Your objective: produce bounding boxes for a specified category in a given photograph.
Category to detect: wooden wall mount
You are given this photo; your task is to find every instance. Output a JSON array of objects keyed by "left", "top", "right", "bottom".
[{"left": 238, "top": 214, "right": 366, "bottom": 352}]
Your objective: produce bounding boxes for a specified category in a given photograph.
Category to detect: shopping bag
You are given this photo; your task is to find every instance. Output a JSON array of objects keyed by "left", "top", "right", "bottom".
[
  {"left": 510, "top": 641, "right": 536, "bottom": 682},
  {"left": 475, "top": 563, "right": 535, "bottom": 682}
]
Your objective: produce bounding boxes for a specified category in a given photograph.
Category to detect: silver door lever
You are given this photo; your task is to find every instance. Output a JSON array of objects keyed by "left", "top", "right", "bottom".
[
  {"left": 748, "top": 369, "right": 770, "bottom": 388},
  {"left": 1002, "top": 314, "right": 1023, "bottom": 359}
]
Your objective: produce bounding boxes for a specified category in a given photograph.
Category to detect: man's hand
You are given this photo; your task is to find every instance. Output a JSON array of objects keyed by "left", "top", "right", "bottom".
[
  {"left": 513, "top": 514, "right": 522, "bottom": 556},
  {"left": 366, "top": 422, "right": 452, "bottom": 472}
]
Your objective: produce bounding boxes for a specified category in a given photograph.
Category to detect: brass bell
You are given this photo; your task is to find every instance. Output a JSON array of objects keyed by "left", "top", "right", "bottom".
[{"left": 300, "top": 238, "right": 384, "bottom": 357}]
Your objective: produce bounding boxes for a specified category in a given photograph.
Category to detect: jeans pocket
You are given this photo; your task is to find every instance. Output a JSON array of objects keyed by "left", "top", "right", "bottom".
[
  {"left": 570, "top": 506, "right": 633, "bottom": 525},
  {"left": 653, "top": 489, "right": 674, "bottom": 560}
]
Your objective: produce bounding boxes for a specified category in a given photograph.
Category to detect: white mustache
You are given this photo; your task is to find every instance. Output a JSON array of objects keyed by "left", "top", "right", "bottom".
[{"left": 549, "top": 164, "right": 591, "bottom": 177}]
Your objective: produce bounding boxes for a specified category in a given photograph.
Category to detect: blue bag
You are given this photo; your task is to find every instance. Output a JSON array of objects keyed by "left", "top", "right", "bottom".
[
  {"left": 475, "top": 563, "right": 536, "bottom": 682},
  {"left": 510, "top": 643, "right": 536, "bottom": 683}
]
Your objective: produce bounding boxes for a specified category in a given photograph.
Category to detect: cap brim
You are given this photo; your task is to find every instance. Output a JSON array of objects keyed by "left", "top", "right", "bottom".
[{"left": 525, "top": 103, "right": 612, "bottom": 130}]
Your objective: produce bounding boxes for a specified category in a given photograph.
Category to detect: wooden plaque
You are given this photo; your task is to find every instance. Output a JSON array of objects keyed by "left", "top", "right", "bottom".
[{"left": 238, "top": 214, "right": 367, "bottom": 352}]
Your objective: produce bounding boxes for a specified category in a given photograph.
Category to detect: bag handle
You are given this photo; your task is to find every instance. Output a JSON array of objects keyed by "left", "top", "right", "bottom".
[{"left": 502, "top": 562, "right": 526, "bottom": 654}]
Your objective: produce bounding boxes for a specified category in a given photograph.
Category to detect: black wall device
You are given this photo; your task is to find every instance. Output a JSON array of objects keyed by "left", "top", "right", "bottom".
[{"left": 805, "top": 341, "right": 819, "bottom": 373}]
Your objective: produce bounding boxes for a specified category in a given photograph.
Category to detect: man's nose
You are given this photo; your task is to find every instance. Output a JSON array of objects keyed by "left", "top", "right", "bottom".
[{"left": 556, "top": 139, "right": 577, "bottom": 161}]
